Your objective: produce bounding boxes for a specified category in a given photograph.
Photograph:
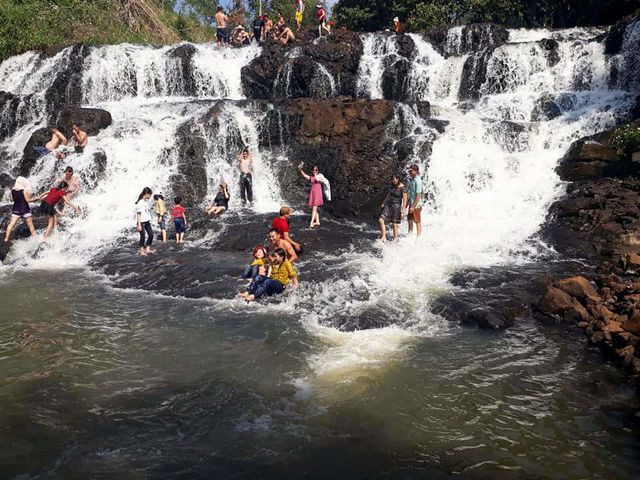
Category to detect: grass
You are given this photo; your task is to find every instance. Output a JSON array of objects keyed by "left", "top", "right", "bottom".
[{"left": 0, "top": 0, "right": 214, "bottom": 61}]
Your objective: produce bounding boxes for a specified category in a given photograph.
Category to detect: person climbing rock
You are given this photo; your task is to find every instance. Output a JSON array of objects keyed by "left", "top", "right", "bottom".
[{"left": 238, "top": 148, "right": 254, "bottom": 206}]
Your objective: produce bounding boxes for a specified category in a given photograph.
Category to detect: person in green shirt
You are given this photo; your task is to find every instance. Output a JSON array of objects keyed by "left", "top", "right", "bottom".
[{"left": 406, "top": 164, "right": 424, "bottom": 238}]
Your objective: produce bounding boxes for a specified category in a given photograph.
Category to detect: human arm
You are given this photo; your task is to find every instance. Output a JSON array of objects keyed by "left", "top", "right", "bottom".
[
  {"left": 183, "top": 212, "right": 188, "bottom": 226},
  {"left": 402, "top": 190, "right": 408, "bottom": 213},
  {"left": 298, "top": 168, "right": 311, "bottom": 180},
  {"left": 62, "top": 195, "right": 80, "bottom": 213},
  {"left": 381, "top": 191, "right": 391, "bottom": 208},
  {"left": 290, "top": 274, "right": 299, "bottom": 289},
  {"left": 136, "top": 211, "right": 142, "bottom": 231},
  {"left": 284, "top": 241, "right": 298, "bottom": 263},
  {"left": 24, "top": 191, "right": 43, "bottom": 203},
  {"left": 282, "top": 231, "right": 300, "bottom": 250}
]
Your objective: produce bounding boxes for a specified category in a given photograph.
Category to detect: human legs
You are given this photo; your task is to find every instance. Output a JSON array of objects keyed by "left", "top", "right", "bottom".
[
  {"left": 392, "top": 223, "right": 399, "bottom": 241},
  {"left": 44, "top": 215, "right": 56, "bottom": 239},
  {"left": 143, "top": 221, "right": 155, "bottom": 252},
  {"left": 139, "top": 224, "right": 147, "bottom": 255},
  {"left": 310, "top": 205, "right": 320, "bottom": 227},
  {"left": 3, "top": 215, "right": 19, "bottom": 241},
  {"left": 378, "top": 216, "right": 387, "bottom": 241},
  {"left": 412, "top": 209, "right": 422, "bottom": 237}
]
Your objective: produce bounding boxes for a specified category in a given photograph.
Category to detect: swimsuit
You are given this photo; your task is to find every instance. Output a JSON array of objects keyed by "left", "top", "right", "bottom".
[
  {"left": 381, "top": 186, "right": 404, "bottom": 225},
  {"left": 215, "top": 191, "right": 230, "bottom": 208},
  {"left": 11, "top": 189, "right": 32, "bottom": 218}
]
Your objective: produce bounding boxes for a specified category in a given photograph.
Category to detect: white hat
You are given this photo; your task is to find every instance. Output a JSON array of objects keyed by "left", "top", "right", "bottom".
[{"left": 394, "top": 17, "right": 399, "bottom": 22}]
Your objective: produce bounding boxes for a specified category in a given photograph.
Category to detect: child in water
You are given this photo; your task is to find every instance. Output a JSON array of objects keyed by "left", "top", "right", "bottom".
[
  {"left": 170, "top": 196, "right": 188, "bottom": 244},
  {"left": 238, "top": 248, "right": 298, "bottom": 302},
  {"left": 153, "top": 194, "right": 167, "bottom": 243},
  {"left": 242, "top": 245, "right": 268, "bottom": 280}
]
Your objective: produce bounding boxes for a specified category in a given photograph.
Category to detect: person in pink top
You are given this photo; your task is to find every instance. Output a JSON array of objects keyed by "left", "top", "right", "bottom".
[{"left": 298, "top": 164, "right": 323, "bottom": 228}]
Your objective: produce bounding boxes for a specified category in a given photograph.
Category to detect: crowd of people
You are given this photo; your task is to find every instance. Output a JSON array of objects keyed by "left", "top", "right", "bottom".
[
  {"left": 33, "top": 125, "right": 88, "bottom": 161},
  {"left": 214, "top": 3, "right": 332, "bottom": 48}
]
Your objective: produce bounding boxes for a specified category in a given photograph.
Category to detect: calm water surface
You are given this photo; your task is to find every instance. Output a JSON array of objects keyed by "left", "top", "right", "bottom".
[{"left": 1, "top": 269, "right": 638, "bottom": 479}]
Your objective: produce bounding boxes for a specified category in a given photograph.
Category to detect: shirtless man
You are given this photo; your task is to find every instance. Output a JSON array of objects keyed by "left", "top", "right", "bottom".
[
  {"left": 268, "top": 228, "right": 297, "bottom": 263},
  {"left": 215, "top": 7, "right": 229, "bottom": 48},
  {"left": 72, "top": 124, "right": 88, "bottom": 152},
  {"left": 238, "top": 148, "right": 253, "bottom": 206},
  {"left": 33, "top": 127, "right": 68, "bottom": 159},
  {"left": 56, "top": 166, "right": 82, "bottom": 199},
  {"left": 272, "top": 206, "right": 302, "bottom": 253}
]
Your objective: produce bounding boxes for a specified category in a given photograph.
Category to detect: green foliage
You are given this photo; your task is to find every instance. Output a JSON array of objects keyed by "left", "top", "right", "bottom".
[
  {"left": 0, "top": 0, "right": 214, "bottom": 61},
  {"left": 612, "top": 125, "right": 640, "bottom": 155},
  {"left": 405, "top": 3, "right": 448, "bottom": 30},
  {"left": 333, "top": 0, "right": 393, "bottom": 31}
]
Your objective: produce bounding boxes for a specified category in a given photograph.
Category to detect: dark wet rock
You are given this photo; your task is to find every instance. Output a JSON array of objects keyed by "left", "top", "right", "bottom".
[
  {"left": 540, "top": 38, "right": 560, "bottom": 67},
  {"left": 531, "top": 93, "right": 562, "bottom": 122},
  {"left": 54, "top": 107, "right": 112, "bottom": 136},
  {"left": 0, "top": 91, "right": 41, "bottom": 142},
  {"left": 168, "top": 43, "right": 197, "bottom": 95},
  {"left": 424, "top": 118, "right": 448, "bottom": 134},
  {"left": 425, "top": 23, "right": 508, "bottom": 57},
  {"left": 83, "top": 151, "right": 108, "bottom": 190},
  {"left": 382, "top": 57, "right": 411, "bottom": 101},
  {"left": 242, "top": 30, "right": 362, "bottom": 99},
  {"left": 605, "top": 16, "right": 636, "bottom": 55},
  {"left": 414, "top": 101, "right": 431, "bottom": 119},
  {"left": 459, "top": 50, "right": 493, "bottom": 101},
  {"left": 485, "top": 120, "right": 531, "bottom": 153},
  {"left": 20, "top": 128, "right": 51, "bottom": 176},
  {"left": 45, "top": 44, "right": 90, "bottom": 111}
]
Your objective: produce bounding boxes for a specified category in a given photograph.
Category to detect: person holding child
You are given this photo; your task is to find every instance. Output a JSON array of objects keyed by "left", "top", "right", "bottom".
[{"left": 238, "top": 248, "right": 298, "bottom": 302}]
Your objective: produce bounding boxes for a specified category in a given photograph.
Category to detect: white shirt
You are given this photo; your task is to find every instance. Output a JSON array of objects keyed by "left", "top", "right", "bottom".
[{"left": 135, "top": 200, "right": 152, "bottom": 223}]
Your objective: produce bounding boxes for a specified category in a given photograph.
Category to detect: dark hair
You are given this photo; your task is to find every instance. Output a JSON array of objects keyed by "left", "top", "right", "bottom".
[
  {"left": 253, "top": 245, "right": 267, "bottom": 258},
  {"left": 136, "top": 187, "right": 152, "bottom": 204},
  {"left": 153, "top": 194, "right": 164, "bottom": 201},
  {"left": 268, "top": 228, "right": 280, "bottom": 236},
  {"left": 312, "top": 165, "right": 320, "bottom": 171},
  {"left": 72, "top": 123, "right": 80, "bottom": 128},
  {"left": 56, "top": 181, "right": 69, "bottom": 191},
  {"left": 174, "top": 196, "right": 182, "bottom": 204},
  {"left": 217, "top": 6, "right": 223, "bottom": 12},
  {"left": 64, "top": 166, "right": 73, "bottom": 173},
  {"left": 409, "top": 164, "right": 420, "bottom": 173},
  {"left": 242, "top": 147, "right": 249, "bottom": 154},
  {"left": 273, "top": 248, "right": 286, "bottom": 259}
]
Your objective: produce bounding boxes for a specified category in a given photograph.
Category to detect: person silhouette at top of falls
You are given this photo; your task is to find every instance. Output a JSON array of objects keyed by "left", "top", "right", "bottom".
[
  {"left": 238, "top": 148, "right": 254, "bottom": 206},
  {"left": 71, "top": 124, "right": 88, "bottom": 153},
  {"left": 393, "top": 17, "right": 404, "bottom": 35},
  {"left": 33, "top": 127, "right": 68, "bottom": 160},
  {"left": 41, "top": 181, "right": 81, "bottom": 240},
  {"left": 206, "top": 182, "right": 230, "bottom": 217},
  {"left": 215, "top": 7, "right": 229, "bottom": 48},
  {"left": 379, "top": 174, "right": 408, "bottom": 242},
  {"left": 135, "top": 187, "right": 155, "bottom": 256},
  {"left": 268, "top": 228, "right": 297, "bottom": 263},
  {"left": 316, "top": 5, "right": 330, "bottom": 38},
  {"left": 253, "top": 15, "right": 265, "bottom": 42},
  {"left": 3, "top": 177, "right": 47, "bottom": 243},
  {"left": 272, "top": 206, "right": 303, "bottom": 254},
  {"left": 295, "top": 0, "right": 305, "bottom": 31},
  {"left": 406, "top": 164, "right": 424, "bottom": 238},
  {"left": 238, "top": 248, "right": 298, "bottom": 302}
]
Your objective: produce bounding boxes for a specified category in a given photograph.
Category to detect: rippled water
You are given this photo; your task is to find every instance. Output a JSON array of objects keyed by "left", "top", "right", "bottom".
[{"left": 1, "top": 269, "right": 638, "bottom": 479}]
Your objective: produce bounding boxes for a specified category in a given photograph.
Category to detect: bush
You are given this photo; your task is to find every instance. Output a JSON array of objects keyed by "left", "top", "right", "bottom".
[{"left": 611, "top": 125, "right": 640, "bottom": 155}]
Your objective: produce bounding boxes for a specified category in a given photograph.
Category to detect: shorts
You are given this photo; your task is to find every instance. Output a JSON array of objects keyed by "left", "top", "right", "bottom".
[
  {"left": 11, "top": 211, "right": 32, "bottom": 219},
  {"left": 40, "top": 201, "right": 57, "bottom": 217},
  {"left": 381, "top": 203, "right": 402, "bottom": 225},
  {"left": 217, "top": 28, "right": 228, "bottom": 42},
  {"left": 408, "top": 208, "right": 422, "bottom": 224},
  {"left": 33, "top": 146, "right": 50, "bottom": 157},
  {"left": 158, "top": 214, "right": 166, "bottom": 230},
  {"left": 174, "top": 217, "right": 186, "bottom": 234},
  {"left": 295, "top": 11, "right": 303, "bottom": 22}
]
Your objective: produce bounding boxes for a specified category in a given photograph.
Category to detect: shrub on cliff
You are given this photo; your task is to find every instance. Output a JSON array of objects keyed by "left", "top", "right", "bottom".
[{"left": 612, "top": 125, "right": 640, "bottom": 155}]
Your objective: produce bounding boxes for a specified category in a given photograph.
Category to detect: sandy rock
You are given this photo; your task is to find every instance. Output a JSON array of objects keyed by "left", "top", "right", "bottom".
[{"left": 554, "top": 276, "right": 602, "bottom": 303}]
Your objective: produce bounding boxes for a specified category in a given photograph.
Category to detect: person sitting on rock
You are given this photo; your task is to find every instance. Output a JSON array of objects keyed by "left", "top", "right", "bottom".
[
  {"left": 206, "top": 182, "right": 230, "bottom": 217},
  {"left": 3, "top": 176, "right": 47, "bottom": 242},
  {"left": 33, "top": 127, "right": 69, "bottom": 160},
  {"left": 272, "top": 206, "right": 302, "bottom": 254},
  {"left": 267, "top": 228, "right": 297, "bottom": 263},
  {"left": 278, "top": 25, "right": 296, "bottom": 45},
  {"left": 232, "top": 25, "right": 251, "bottom": 46},
  {"left": 238, "top": 248, "right": 298, "bottom": 302},
  {"left": 72, "top": 124, "right": 88, "bottom": 152}
]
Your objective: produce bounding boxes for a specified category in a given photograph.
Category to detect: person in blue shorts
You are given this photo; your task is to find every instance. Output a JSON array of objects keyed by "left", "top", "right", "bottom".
[{"left": 215, "top": 7, "right": 229, "bottom": 48}]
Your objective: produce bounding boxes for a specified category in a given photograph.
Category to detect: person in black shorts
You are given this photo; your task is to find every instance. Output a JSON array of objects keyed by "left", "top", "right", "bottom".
[
  {"left": 253, "top": 15, "right": 265, "bottom": 42},
  {"left": 215, "top": 7, "right": 229, "bottom": 48},
  {"left": 379, "top": 174, "right": 407, "bottom": 242}
]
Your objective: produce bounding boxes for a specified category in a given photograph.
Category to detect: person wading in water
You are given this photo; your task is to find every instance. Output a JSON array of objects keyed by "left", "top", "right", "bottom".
[{"left": 238, "top": 148, "right": 254, "bottom": 206}]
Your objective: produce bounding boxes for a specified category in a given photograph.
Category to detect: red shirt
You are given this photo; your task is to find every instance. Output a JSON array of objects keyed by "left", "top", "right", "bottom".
[
  {"left": 316, "top": 8, "right": 326, "bottom": 22},
  {"left": 44, "top": 188, "right": 66, "bottom": 205},
  {"left": 171, "top": 205, "right": 186, "bottom": 218},
  {"left": 272, "top": 216, "right": 289, "bottom": 235}
]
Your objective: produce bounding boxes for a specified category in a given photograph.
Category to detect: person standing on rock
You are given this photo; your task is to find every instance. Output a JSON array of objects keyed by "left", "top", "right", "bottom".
[
  {"left": 298, "top": 164, "right": 325, "bottom": 228},
  {"left": 238, "top": 148, "right": 254, "bottom": 206},
  {"left": 215, "top": 7, "right": 229, "bottom": 48},
  {"left": 379, "top": 174, "right": 407, "bottom": 242},
  {"left": 253, "top": 15, "right": 265, "bottom": 42},
  {"left": 295, "top": 0, "right": 305, "bottom": 31},
  {"left": 3, "top": 177, "right": 47, "bottom": 242},
  {"left": 315, "top": 5, "right": 330, "bottom": 37},
  {"left": 272, "top": 206, "right": 303, "bottom": 254},
  {"left": 135, "top": 187, "right": 155, "bottom": 256},
  {"left": 406, "top": 164, "right": 424, "bottom": 238}
]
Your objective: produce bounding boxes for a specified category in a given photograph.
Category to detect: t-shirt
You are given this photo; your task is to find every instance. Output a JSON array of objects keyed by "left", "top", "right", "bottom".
[
  {"left": 408, "top": 176, "right": 424, "bottom": 209},
  {"left": 270, "top": 261, "right": 297, "bottom": 286},
  {"left": 214, "top": 192, "right": 229, "bottom": 208},
  {"left": 253, "top": 17, "right": 265, "bottom": 30},
  {"left": 154, "top": 199, "right": 166, "bottom": 216},
  {"left": 44, "top": 188, "right": 66, "bottom": 206},
  {"left": 272, "top": 216, "right": 289, "bottom": 235},
  {"left": 171, "top": 205, "right": 186, "bottom": 219},
  {"left": 135, "top": 199, "right": 152, "bottom": 223},
  {"left": 251, "top": 258, "right": 265, "bottom": 267},
  {"left": 316, "top": 8, "right": 326, "bottom": 22}
]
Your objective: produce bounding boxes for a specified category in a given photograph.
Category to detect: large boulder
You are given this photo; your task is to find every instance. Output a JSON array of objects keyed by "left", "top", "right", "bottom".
[
  {"left": 45, "top": 44, "right": 90, "bottom": 111},
  {"left": 425, "top": 23, "right": 508, "bottom": 57}
]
